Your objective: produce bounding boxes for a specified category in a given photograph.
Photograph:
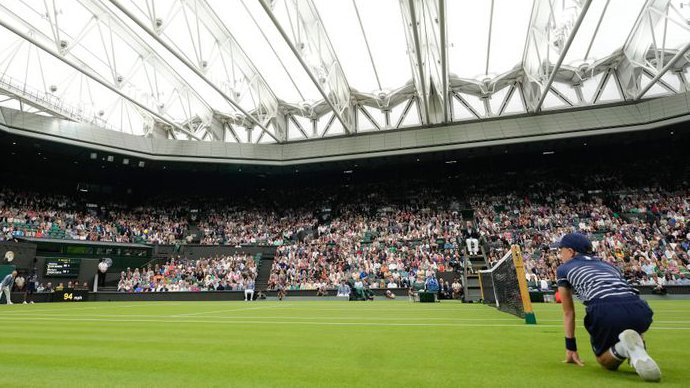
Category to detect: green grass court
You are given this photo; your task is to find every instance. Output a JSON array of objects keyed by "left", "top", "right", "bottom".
[{"left": 1, "top": 300, "right": 688, "bottom": 387}]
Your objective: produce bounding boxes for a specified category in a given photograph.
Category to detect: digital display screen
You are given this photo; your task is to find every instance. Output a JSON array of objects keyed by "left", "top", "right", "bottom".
[
  {"left": 45, "top": 258, "right": 81, "bottom": 277},
  {"left": 53, "top": 290, "right": 88, "bottom": 302}
]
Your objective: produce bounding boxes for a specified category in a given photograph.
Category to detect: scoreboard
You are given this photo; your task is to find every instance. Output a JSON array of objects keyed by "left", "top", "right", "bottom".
[{"left": 45, "top": 258, "right": 81, "bottom": 277}]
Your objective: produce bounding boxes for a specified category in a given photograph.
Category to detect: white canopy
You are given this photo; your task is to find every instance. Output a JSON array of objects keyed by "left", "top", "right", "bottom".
[{"left": 0, "top": 0, "right": 688, "bottom": 144}]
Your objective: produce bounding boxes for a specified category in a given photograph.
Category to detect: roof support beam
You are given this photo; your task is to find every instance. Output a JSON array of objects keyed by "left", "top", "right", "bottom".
[
  {"left": 400, "top": 0, "right": 430, "bottom": 125},
  {"left": 79, "top": 0, "right": 219, "bottom": 135},
  {"left": 641, "top": 68, "right": 677, "bottom": 93},
  {"left": 394, "top": 97, "right": 416, "bottom": 128},
  {"left": 142, "top": 0, "right": 283, "bottom": 142},
  {"left": 110, "top": 0, "right": 279, "bottom": 143},
  {"left": 611, "top": 69, "right": 628, "bottom": 101},
  {"left": 453, "top": 92, "right": 481, "bottom": 119},
  {"left": 592, "top": 68, "right": 612, "bottom": 104},
  {"left": 619, "top": 0, "right": 677, "bottom": 100},
  {"left": 439, "top": 0, "right": 448, "bottom": 123},
  {"left": 678, "top": 70, "right": 689, "bottom": 93},
  {"left": 352, "top": 0, "right": 381, "bottom": 92},
  {"left": 199, "top": 0, "right": 281, "bottom": 133},
  {"left": 288, "top": 115, "right": 310, "bottom": 139},
  {"left": 549, "top": 86, "right": 574, "bottom": 106},
  {"left": 259, "top": 0, "right": 353, "bottom": 135},
  {"left": 400, "top": 0, "right": 446, "bottom": 125},
  {"left": 522, "top": 0, "right": 592, "bottom": 113},
  {"left": 636, "top": 42, "right": 690, "bottom": 99},
  {"left": 0, "top": 1, "right": 209, "bottom": 140},
  {"left": 0, "top": 16, "right": 203, "bottom": 141},
  {"left": 583, "top": 0, "right": 610, "bottom": 62},
  {"left": 497, "top": 84, "right": 516, "bottom": 116}
]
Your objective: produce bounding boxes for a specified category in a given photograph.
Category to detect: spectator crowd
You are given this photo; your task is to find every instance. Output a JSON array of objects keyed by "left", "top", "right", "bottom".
[
  {"left": 115, "top": 254, "right": 257, "bottom": 293},
  {"left": 2, "top": 157, "right": 690, "bottom": 293}
]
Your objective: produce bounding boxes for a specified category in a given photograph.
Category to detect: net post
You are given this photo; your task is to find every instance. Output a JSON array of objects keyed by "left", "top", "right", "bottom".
[
  {"left": 478, "top": 271, "right": 485, "bottom": 302},
  {"left": 511, "top": 245, "right": 537, "bottom": 325}
]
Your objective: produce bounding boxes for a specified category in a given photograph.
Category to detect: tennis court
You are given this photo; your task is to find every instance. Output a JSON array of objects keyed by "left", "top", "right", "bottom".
[{"left": 1, "top": 299, "right": 688, "bottom": 387}]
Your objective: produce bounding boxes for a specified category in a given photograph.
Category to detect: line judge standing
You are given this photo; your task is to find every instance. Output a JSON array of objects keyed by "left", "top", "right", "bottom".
[{"left": 1, "top": 271, "right": 17, "bottom": 305}]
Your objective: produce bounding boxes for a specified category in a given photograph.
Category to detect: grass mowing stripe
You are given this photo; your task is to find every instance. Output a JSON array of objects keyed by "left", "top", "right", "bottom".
[
  {"left": 0, "top": 303, "right": 147, "bottom": 313},
  {"left": 1, "top": 315, "right": 690, "bottom": 330},
  {"left": 171, "top": 304, "right": 287, "bottom": 317},
  {"left": 6, "top": 312, "right": 690, "bottom": 325},
  {"left": 0, "top": 313, "right": 549, "bottom": 321}
]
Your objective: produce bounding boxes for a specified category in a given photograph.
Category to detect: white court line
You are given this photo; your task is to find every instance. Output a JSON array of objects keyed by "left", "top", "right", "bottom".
[
  {"left": 0, "top": 313, "right": 546, "bottom": 321},
  {"left": 4, "top": 313, "right": 690, "bottom": 325},
  {"left": 0, "top": 315, "right": 689, "bottom": 330},
  {"left": 2, "top": 304, "right": 686, "bottom": 315},
  {"left": 171, "top": 304, "right": 286, "bottom": 317},
  {"left": 0, "top": 303, "right": 156, "bottom": 314},
  {"left": 3, "top": 306, "right": 686, "bottom": 317},
  {"left": 0, "top": 316, "right": 592, "bottom": 327},
  {"left": 269, "top": 306, "right": 482, "bottom": 311}
]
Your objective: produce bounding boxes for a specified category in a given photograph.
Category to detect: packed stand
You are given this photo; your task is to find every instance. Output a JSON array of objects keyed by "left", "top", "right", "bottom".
[
  {"left": 266, "top": 189, "right": 465, "bottom": 292},
  {"left": 2, "top": 155, "right": 690, "bottom": 293},
  {"left": 116, "top": 254, "right": 257, "bottom": 292},
  {"left": 0, "top": 190, "right": 189, "bottom": 244}
]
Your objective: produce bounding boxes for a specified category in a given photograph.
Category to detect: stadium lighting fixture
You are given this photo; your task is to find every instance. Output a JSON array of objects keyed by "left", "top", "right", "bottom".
[
  {"left": 138, "top": 161, "right": 145, "bottom": 168},
  {"left": 90, "top": 152, "right": 97, "bottom": 160},
  {"left": 445, "top": 160, "right": 457, "bottom": 164},
  {"left": 343, "top": 170, "right": 353, "bottom": 174},
  {"left": 542, "top": 151, "right": 555, "bottom": 155},
  {"left": 122, "top": 158, "right": 129, "bottom": 165}
]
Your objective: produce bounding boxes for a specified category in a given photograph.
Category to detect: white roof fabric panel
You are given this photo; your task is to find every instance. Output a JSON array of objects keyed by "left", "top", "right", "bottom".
[{"left": 0, "top": 0, "right": 687, "bottom": 144}]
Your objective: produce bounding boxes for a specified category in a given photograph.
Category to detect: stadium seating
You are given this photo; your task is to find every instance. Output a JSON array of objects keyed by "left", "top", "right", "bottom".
[{"left": 2, "top": 161, "right": 689, "bottom": 293}]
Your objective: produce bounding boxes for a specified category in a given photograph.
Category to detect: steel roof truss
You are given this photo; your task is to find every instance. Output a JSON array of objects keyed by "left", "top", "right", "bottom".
[
  {"left": 110, "top": 0, "right": 279, "bottom": 143},
  {"left": 260, "top": 0, "right": 354, "bottom": 135},
  {"left": 530, "top": 0, "right": 592, "bottom": 113},
  {"left": 399, "top": 0, "right": 430, "bottom": 125},
  {"left": 77, "top": 0, "right": 216, "bottom": 132}
]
